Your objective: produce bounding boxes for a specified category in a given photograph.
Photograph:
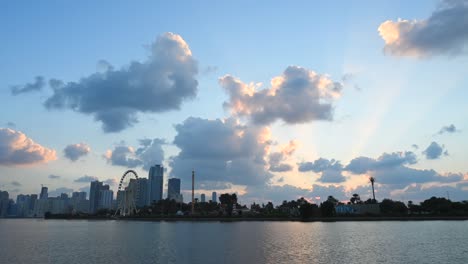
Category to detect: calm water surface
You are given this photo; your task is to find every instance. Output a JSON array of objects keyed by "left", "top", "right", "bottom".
[{"left": 1, "top": 219, "right": 467, "bottom": 264}]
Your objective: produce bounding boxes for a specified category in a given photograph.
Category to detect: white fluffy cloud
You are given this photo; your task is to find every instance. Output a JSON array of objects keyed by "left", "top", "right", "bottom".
[
  {"left": 0, "top": 128, "right": 56, "bottom": 166},
  {"left": 44, "top": 32, "right": 198, "bottom": 132},
  {"left": 268, "top": 140, "right": 298, "bottom": 172},
  {"left": 378, "top": 0, "right": 468, "bottom": 57},
  {"left": 220, "top": 66, "right": 343, "bottom": 125},
  {"left": 63, "top": 143, "right": 91, "bottom": 161}
]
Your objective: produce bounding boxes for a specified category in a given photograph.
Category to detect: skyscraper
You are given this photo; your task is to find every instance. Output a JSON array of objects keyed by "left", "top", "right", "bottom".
[
  {"left": 0, "top": 191, "right": 9, "bottom": 218},
  {"left": 89, "top": 181, "right": 103, "bottom": 214},
  {"left": 136, "top": 178, "right": 148, "bottom": 207},
  {"left": 167, "top": 178, "right": 181, "bottom": 199},
  {"left": 39, "top": 186, "right": 48, "bottom": 200},
  {"left": 99, "top": 190, "right": 113, "bottom": 209},
  {"left": 212, "top": 192, "right": 217, "bottom": 203},
  {"left": 148, "top": 165, "right": 164, "bottom": 204},
  {"left": 201, "top": 193, "right": 206, "bottom": 203}
]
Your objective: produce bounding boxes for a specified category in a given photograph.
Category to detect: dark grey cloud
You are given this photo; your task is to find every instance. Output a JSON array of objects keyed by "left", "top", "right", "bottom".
[
  {"left": 48, "top": 174, "right": 61, "bottom": 180},
  {"left": 170, "top": 117, "right": 273, "bottom": 188},
  {"left": 11, "top": 76, "right": 45, "bottom": 95},
  {"left": 104, "top": 138, "right": 165, "bottom": 170},
  {"left": 412, "top": 144, "right": 419, "bottom": 150},
  {"left": 378, "top": 0, "right": 468, "bottom": 57},
  {"left": 422, "top": 141, "right": 448, "bottom": 160},
  {"left": 63, "top": 143, "right": 91, "bottom": 161},
  {"left": 220, "top": 66, "right": 343, "bottom": 125},
  {"left": 298, "top": 158, "right": 346, "bottom": 183},
  {"left": 74, "top": 175, "right": 98, "bottom": 183},
  {"left": 0, "top": 128, "right": 56, "bottom": 166},
  {"left": 11, "top": 181, "right": 21, "bottom": 187},
  {"left": 43, "top": 32, "right": 198, "bottom": 132},
  {"left": 437, "top": 124, "right": 459, "bottom": 135}
]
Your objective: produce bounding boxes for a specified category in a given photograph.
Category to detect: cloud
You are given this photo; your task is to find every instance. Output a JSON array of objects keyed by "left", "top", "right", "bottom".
[
  {"left": 395, "top": 183, "right": 468, "bottom": 202},
  {"left": 219, "top": 66, "right": 343, "bottom": 125},
  {"left": 378, "top": 0, "right": 468, "bottom": 57},
  {"left": 298, "top": 158, "right": 346, "bottom": 183},
  {"left": 5, "top": 122, "right": 16, "bottom": 128},
  {"left": 11, "top": 181, "right": 21, "bottom": 187},
  {"left": 422, "top": 141, "right": 448, "bottom": 160},
  {"left": 268, "top": 140, "right": 298, "bottom": 172},
  {"left": 345, "top": 151, "right": 417, "bottom": 174},
  {"left": 11, "top": 76, "right": 45, "bottom": 95},
  {"left": 63, "top": 143, "right": 91, "bottom": 161},
  {"left": 48, "top": 174, "right": 61, "bottom": 180},
  {"left": 74, "top": 175, "right": 99, "bottom": 183},
  {"left": 0, "top": 128, "right": 57, "bottom": 166},
  {"left": 103, "top": 178, "right": 118, "bottom": 186},
  {"left": 437, "top": 124, "right": 459, "bottom": 135},
  {"left": 49, "top": 187, "right": 74, "bottom": 197},
  {"left": 241, "top": 183, "right": 348, "bottom": 205},
  {"left": 104, "top": 138, "right": 165, "bottom": 170},
  {"left": 43, "top": 32, "right": 198, "bottom": 132},
  {"left": 170, "top": 117, "right": 274, "bottom": 188}
]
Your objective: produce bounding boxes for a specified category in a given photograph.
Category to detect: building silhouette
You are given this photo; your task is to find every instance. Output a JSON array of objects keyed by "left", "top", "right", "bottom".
[
  {"left": 39, "top": 186, "right": 48, "bottom": 200},
  {"left": 201, "top": 193, "right": 206, "bottom": 203},
  {"left": 212, "top": 192, "right": 217, "bottom": 203},
  {"left": 148, "top": 165, "right": 164, "bottom": 204},
  {"left": 136, "top": 178, "right": 149, "bottom": 207},
  {"left": 168, "top": 178, "right": 181, "bottom": 201},
  {"left": 89, "top": 181, "right": 110, "bottom": 214}
]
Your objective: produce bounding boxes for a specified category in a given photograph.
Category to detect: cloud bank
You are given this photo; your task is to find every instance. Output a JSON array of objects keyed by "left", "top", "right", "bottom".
[
  {"left": 104, "top": 138, "right": 165, "bottom": 170},
  {"left": 44, "top": 32, "right": 198, "bottom": 132},
  {"left": 378, "top": 0, "right": 468, "bottom": 57},
  {"left": 63, "top": 143, "right": 91, "bottom": 161},
  {"left": 170, "top": 117, "right": 274, "bottom": 188},
  {"left": 220, "top": 66, "right": 343, "bottom": 125},
  {"left": 0, "top": 128, "right": 56, "bottom": 166}
]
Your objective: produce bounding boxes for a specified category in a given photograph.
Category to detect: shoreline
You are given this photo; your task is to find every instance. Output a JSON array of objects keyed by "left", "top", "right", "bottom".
[{"left": 42, "top": 216, "right": 468, "bottom": 222}]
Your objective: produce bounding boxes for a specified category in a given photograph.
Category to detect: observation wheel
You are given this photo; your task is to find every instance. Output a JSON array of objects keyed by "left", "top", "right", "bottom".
[{"left": 114, "top": 170, "right": 140, "bottom": 217}]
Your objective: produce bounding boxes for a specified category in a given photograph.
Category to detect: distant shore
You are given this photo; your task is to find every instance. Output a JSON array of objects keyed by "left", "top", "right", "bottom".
[{"left": 43, "top": 215, "right": 468, "bottom": 222}]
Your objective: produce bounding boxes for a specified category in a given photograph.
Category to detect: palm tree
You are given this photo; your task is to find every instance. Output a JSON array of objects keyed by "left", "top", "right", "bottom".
[{"left": 370, "top": 177, "right": 376, "bottom": 203}]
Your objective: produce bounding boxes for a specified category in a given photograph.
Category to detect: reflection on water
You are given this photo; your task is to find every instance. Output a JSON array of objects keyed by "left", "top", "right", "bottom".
[{"left": 1, "top": 220, "right": 467, "bottom": 263}]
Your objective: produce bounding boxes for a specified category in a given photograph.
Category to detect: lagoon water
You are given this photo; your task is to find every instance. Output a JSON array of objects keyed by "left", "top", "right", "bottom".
[{"left": 1, "top": 219, "right": 467, "bottom": 264}]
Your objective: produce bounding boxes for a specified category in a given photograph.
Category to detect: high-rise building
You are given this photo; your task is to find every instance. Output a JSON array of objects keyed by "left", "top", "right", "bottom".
[
  {"left": 89, "top": 181, "right": 110, "bottom": 214},
  {"left": 99, "top": 190, "right": 113, "bottom": 209},
  {"left": 212, "top": 192, "right": 217, "bottom": 203},
  {"left": 16, "top": 194, "right": 31, "bottom": 217},
  {"left": 0, "top": 191, "right": 9, "bottom": 218},
  {"left": 39, "top": 186, "right": 48, "bottom": 200},
  {"left": 29, "top": 194, "right": 37, "bottom": 211},
  {"left": 148, "top": 165, "right": 164, "bottom": 204},
  {"left": 167, "top": 178, "right": 181, "bottom": 200},
  {"left": 136, "top": 178, "right": 148, "bottom": 207},
  {"left": 201, "top": 193, "right": 206, "bottom": 203}
]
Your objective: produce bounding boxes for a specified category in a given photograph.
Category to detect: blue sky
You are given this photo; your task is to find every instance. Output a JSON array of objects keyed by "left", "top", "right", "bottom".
[{"left": 1, "top": 0, "right": 467, "bottom": 204}]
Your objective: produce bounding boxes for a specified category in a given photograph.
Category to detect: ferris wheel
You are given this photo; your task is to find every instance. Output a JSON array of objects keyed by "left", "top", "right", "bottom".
[{"left": 114, "top": 170, "right": 140, "bottom": 217}]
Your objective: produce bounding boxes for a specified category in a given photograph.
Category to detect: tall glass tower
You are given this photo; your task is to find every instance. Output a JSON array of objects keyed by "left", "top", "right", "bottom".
[{"left": 148, "top": 165, "right": 164, "bottom": 204}]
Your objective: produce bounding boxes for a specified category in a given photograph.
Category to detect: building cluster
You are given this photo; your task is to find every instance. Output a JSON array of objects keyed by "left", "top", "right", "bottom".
[{"left": 0, "top": 164, "right": 218, "bottom": 218}]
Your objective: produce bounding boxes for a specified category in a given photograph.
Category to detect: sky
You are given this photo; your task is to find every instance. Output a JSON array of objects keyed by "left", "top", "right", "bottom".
[{"left": 1, "top": 0, "right": 468, "bottom": 204}]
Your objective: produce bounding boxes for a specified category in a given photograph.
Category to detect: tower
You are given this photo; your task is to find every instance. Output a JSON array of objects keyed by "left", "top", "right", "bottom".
[{"left": 148, "top": 165, "right": 164, "bottom": 204}]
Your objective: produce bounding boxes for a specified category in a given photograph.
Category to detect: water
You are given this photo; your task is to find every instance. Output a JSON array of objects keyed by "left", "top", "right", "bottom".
[{"left": 1, "top": 219, "right": 467, "bottom": 264}]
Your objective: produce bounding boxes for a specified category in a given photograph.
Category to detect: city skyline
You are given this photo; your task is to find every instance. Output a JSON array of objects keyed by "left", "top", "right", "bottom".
[{"left": 1, "top": 0, "right": 468, "bottom": 205}]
